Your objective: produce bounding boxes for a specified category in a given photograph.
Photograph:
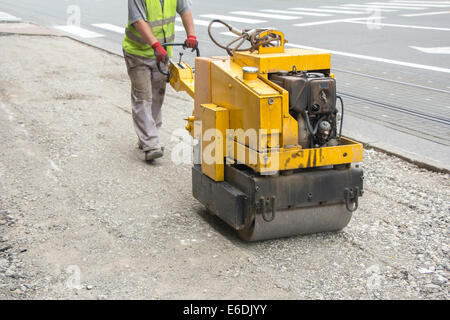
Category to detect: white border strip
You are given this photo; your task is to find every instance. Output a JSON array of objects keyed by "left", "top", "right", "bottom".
[
  {"left": 54, "top": 25, "right": 104, "bottom": 38},
  {"left": 92, "top": 23, "right": 124, "bottom": 34}
]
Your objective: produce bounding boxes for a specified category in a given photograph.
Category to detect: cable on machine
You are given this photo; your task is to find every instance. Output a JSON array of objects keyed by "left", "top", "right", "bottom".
[{"left": 207, "top": 20, "right": 286, "bottom": 56}]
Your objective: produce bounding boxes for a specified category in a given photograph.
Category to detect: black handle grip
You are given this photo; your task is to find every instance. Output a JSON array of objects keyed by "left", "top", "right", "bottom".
[{"left": 156, "top": 42, "right": 200, "bottom": 81}]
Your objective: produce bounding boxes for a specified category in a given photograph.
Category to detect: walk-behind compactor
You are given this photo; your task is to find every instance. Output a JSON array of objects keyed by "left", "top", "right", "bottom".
[{"left": 159, "top": 21, "right": 364, "bottom": 240}]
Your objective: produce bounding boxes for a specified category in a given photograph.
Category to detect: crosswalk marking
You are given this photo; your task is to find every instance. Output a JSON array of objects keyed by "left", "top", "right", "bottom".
[
  {"left": 54, "top": 25, "right": 105, "bottom": 38},
  {"left": 200, "top": 14, "right": 266, "bottom": 24},
  {"left": 175, "top": 25, "right": 184, "bottom": 32},
  {"left": 402, "top": 10, "right": 450, "bottom": 17},
  {"left": 373, "top": 1, "right": 450, "bottom": 7},
  {"left": 0, "top": 12, "right": 21, "bottom": 21},
  {"left": 320, "top": 6, "right": 398, "bottom": 12},
  {"left": 390, "top": 1, "right": 450, "bottom": 4},
  {"left": 346, "top": 20, "right": 450, "bottom": 31},
  {"left": 390, "top": 1, "right": 450, "bottom": 3},
  {"left": 229, "top": 11, "right": 300, "bottom": 20},
  {"left": 220, "top": 31, "right": 237, "bottom": 37},
  {"left": 294, "top": 17, "right": 382, "bottom": 27},
  {"left": 260, "top": 9, "right": 331, "bottom": 17},
  {"left": 290, "top": 7, "right": 366, "bottom": 14},
  {"left": 176, "top": 17, "right": 225, "bottom": 27},
  {"left": 410, "top": 46, "right": 450, "bottom": 54},
  {"left": 342, "top": 4, "right": 425, "bottom": 10},
  {"left": 92, "top": 23, "right": 124, "bottom": 34}
]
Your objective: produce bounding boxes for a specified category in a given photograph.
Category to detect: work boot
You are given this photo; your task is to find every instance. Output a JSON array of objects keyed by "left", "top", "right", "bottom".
[
  {"left": 145, "top": 147, "right": 164, "bottom": 161},
  {"left": 138, "top": 140, "right": 164, "bottom": 153}
]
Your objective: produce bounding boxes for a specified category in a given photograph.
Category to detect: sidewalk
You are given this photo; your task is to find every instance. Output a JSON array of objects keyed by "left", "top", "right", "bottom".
[{"left": 0, "top": 23, "right": 448, "bottom": 300}]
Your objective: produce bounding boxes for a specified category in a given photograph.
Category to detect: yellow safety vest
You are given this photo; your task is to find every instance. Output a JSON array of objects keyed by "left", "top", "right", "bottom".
[{"left": 123, "top": 0, "right": 177, "bottom": 59}]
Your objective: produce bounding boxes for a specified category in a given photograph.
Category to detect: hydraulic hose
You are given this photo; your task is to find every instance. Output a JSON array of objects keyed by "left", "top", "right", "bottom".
[
  {"left": 336, "top": 95, "right": 344, "bottom": 138},
  {"left": 304, "top": 111, "right": 327, "bottom": 136},
  {"left": 207, "top": 20, "right": 284, "bottom": 56}
]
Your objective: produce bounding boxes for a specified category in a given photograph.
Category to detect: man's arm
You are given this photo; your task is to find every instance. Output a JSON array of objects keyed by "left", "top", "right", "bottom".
[
  {"left": 133, "top": 19, "right": 158, "bottom": 46},
  {"left": 180, "top": 9, "right": 195, "bottom": 37}
]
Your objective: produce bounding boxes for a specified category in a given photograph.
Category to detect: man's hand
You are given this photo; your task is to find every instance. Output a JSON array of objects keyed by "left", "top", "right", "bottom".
[
  {"left": 184, "top": 35, "right": 197, "bottom": 49},
  {"left": 152, "top": 41, "right": 168, "bottom": 63}
]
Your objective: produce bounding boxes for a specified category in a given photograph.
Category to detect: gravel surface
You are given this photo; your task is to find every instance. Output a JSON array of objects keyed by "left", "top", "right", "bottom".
[{"left": 0, "top": 33, "right": 448, "bottom": 300}]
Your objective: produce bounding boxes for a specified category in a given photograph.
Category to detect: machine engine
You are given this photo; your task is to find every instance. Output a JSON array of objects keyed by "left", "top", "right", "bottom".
[{"left": 269, "top": 71, "right": 338, "bottom": 148}]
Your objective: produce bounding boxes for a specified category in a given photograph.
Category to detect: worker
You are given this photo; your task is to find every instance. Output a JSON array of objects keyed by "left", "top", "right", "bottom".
[{"left": 123, "top": 0, "right": 197, "bottom": 161}]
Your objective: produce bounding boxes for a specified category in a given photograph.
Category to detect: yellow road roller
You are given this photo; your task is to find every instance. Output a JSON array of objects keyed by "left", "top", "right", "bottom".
[{"left": 159, "top": 21, "right": 364, "bottom": 241}]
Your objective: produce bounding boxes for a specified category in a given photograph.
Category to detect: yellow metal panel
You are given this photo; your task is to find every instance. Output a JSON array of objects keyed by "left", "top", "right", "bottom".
[
  {"left": 200, "top": 104, "right": 229, "bottom": 181},
  {"left": 229, "top": 137, "right": 363, "bottom": 173},
  {"left": 169, "top": 62, "right": 195, "bottom": 98},
  {"left": 257, "top": 30, "right": 285, "bottom": 55},
  {"left": 234, "top": 48, "right": 331, "bottom": 74}
]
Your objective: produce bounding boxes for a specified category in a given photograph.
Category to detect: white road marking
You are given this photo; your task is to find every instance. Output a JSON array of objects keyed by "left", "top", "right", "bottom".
[
  {"left": 390, "top": 0, "right": 450, "bottom": 3},
  {"left": 229, "top": 11, "right": 300, "bottom": 20},
  {"left": 372, "top": 1, "right": 450, "bottom": 7},
  {"left": 200, "top": 14, "right": 266, "bottom": 24},
  {"left": 290, "top": 7, "right": 365, "bottom": 14},
  {"left": 389, "top": 1, "right": 450, "bottom": 6},
  {"left": 176, "top": 17, "right": 225, "bottom": 27},
  {"left": 342, "top": 4, "right": 425, "bottom": 10},
  {"left": 293, "top": 17, "right": 383, "bottom": 27},
  {"left": 346, "top": 20, "right": 450, "bottom": 31},
  {"left": 286, "top": 43, "right": 450, "bottom": 74},
  {"left": 320, "top": 6, "right": 398, "bottom": 12},
  {"left": 92, "top": 23, "right": 124, "bottom": 34},
  {"left": 0, "top": 11, "right": 21, "bottom": 21},
  {"left": 410, "top": 46, "right": 450, "bottom": 54},
  {"left": 175, "top": 25, "right": 184, "bottom": 32},
  {"left": 54, "top": 25, "right": 105, "bottom": 38},
  {"left": 260, "top": 9, "right": 331, "bottom": 17},
  {"left": 220, "top": 31, "right": 237, "bottom": 37},
  {"left": 401, "top": 10, "right": 450, "bottom": 16}
]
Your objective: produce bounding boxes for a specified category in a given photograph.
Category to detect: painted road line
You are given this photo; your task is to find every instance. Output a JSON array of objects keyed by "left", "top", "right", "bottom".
[
  {"left": 290, "top": 7, "right": 366, "bottom": 14},
  {"left": 92, "top": 23, "right": 124, "bottom": 34},
  {"left": 175, "top": 25, "right": 184, "bottom": 32},
  {"left": 176, "top": 17, "right": 225, "bottom": 27},
  {"left": 260, "top": 9, "right": 331, "bottom": 17},
  {"left": 342, "top": 4, "right": 425, "bottom": 10},
  {"left": 390, "top": 0, "right": 450, "bottom": 3},
  {"left": 370, "top": 2, "right": 450, "bottom": 7},
  {"left": 320, "top": 6, "right": 398, "bottom": 12},
  {"left": 410, "top": 46, "right": 450, "bottom": 54},
  {"left": 390, "top": 1, "right": 450, "bottom": 4},
  {"left": 54, "top": 25, "right": 105, "bottom": 38},
  {"left": 220, "top": 31, "right": 237, "bottom": 37},
  {"left": 402, "top": 10, "right": 450, "bottom": 16},
  {"left": 293, "top": 17, "right": 383, "bottom": 27},
  {"left": 200, "top": 14, "right": 266, "bottom": 24},
  {"left": 0, "top": 12, "right": 21, "bottom": 21},
  {"left": 229, "top": 11, "right": 300, "bottom": 20},
  {"left": 286, "top": 43, "right": 450, "bottom": 74},
  {"left": 346, "top": 20, "right": 450, "bottom": 31}
]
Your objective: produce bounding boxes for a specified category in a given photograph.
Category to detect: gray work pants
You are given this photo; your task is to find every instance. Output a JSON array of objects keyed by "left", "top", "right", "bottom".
[{"left": 124, "top": 51, "right": 167, "bottom": 151}]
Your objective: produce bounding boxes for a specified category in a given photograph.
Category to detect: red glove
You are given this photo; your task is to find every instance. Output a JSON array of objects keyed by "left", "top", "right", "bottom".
[
  {"left": 185, "top": 35, "right": 197, "bottom": 49},
  {"left": 152, "top": 41, "right": 168, "bottom": 63}
]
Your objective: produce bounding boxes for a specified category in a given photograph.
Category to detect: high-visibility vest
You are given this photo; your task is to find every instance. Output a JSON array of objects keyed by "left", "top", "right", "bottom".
[{"left": 123, "top": 0, "right": 177, "bottom": 59}]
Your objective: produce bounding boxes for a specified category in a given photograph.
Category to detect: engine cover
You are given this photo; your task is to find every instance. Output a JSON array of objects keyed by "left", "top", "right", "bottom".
[{"left": 269, "top": 72, "right": 336, "bottom": 115}]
